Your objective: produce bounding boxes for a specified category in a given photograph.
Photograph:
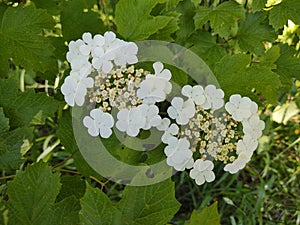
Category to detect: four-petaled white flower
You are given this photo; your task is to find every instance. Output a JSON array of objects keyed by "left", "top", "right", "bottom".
[
  {"left": 156, "top": 118, "right": 171, "bottom": 131},
  {"left": 80, "top": 32, "right": 104, "bottom": 56},
  {"left": 242, "top": 115, "right": 265, "bottom": 139},
  {"left": 137, "top": 104, "right": 162, "bottom": 130},
  {"left": 92, "top": 50, "right": 115, "bottom": 73},
  {"left": 116, "top": 107, "right": 146, "bottom": 137},
  {"left": 164, "top": 137, "right": 194, "bottom": 171},
  {"left": 137, "top": 62, "right": 172, "bottom": 104},
  {"left": 167, "top": 97, "right": 195, "bottom": 125},
  {"left": 83, "top": 108, "right": 114, "bottom": 138},
  {"left": 61, "top": 76, "right": 94, "bottom": 107},
  {"left": 182, "top": 85, "right": 206, "bottom": 105},
  {"left": 137, "top": 77, "right": 167, "bottom": 104},
  {"left": 201, "top": 85, "right": 225, "bottom": 110},
  {"left": 114, "top": 42, "right": 138, "bottom": 66},
  {"left": 189, "top": 159, "right": 215, "bottom": 185},
  {"left": 225, "top": 94, "right": 258, "bottom": 121}
]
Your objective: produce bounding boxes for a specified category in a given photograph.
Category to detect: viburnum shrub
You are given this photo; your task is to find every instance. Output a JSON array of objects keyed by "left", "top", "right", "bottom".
[{"left": 1, "top": 0, "right": 300, "bottom": 224}]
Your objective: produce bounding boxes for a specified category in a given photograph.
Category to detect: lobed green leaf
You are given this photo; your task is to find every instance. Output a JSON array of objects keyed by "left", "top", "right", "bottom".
[{"left": 115, "top": 0, "right": 173, "bottom": 40}]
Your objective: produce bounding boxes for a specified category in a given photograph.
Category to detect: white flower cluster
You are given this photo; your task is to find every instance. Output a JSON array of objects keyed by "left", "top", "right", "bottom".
[
  {"left": 161, "top": 85, "right": 265, "bottom": 185},
  {"left": 61, "top": 31, "right": 138, "bottom": 107},
  {"left": 223, "top": 94, "right": 265, "bottom": 174},
  {"left": 61, "top": 32, "right": 265, "bottom": 187}
]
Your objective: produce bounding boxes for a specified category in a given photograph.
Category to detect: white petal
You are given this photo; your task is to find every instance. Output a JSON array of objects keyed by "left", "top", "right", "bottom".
[
  {"left": 116, "top": 120, "right": 128, "bottom": 132},
  {"left": 100, "top": 127, "right": 112, "bottom": 138},
  {"left": 104, "top": 31, "right": 116, "bottom": 43},
  {"left": 171, "top": 97, "right": 184, "bottom": 109},
  {"left": 102, "top": 60, "right": 113, "bottom": 73},
  {"left": 167, "top": 106, "right": 178, "bottom": 119},
  {"left": 182, "top": 85, "right": 193, "bottom": 98},
  {"left": 169, "top": 124, "right": 179, "bottom": 135},
  {"left": 204, "top": 171, "right": 215, "bottom": 182},
  {"left": 79, "top": 45, "right": 91, "bottom": 56},
  {"left": 93, "top": 34, "right": 105, "bottom": 46},
  {"left": 195, "top": 174, "right": 205, "bottom": 185},
  {"left": 82, "top": 32, "right": 92, "bottom": 44},
  {"left": 229, "top": 94, "right": 241, "bottom": 106},
  {"left": 126, "top": 125, "right": 140, "bottom": 137},
  {"left": 153, "top": 61, "right": 163, "bottom": 74}
]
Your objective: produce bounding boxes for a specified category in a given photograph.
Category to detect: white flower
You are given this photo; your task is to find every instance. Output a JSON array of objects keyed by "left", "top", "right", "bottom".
[
  {"left": 66, "top": 39, "right": 91, "bottom": 72},
  {"left": 153, "top": 61, "right": 172, "bottom": 81},
  {"left": 116, "top": 107, "right": 146, "bottom": 137},
  {"left": 167, "top": 97, "right": 195, "bottom": 125},
  {"left": 189, "top": 159, "right": 215, "bottom": 185},
  {"left": 182, "top": 85, "right": 206, "bottom": 105},
  {"left": 83, "top": 109, "right": 114, "bottom": 138},
  {"left": 61, "top": 76, "right": 93, "bottom": 107},
  {"left": 69, "top": 66, "right": 91, "bottom": 80},
  {"left": 223, "top": 153, "right": 251, "bottom": 174},
  {"left": 164, "top": 137, "right": 194, "bottom": 171},
  {"left": 103, "top": 31, "right": 124, "bottom": 51},
  {"left": 200, "top": 85, "right": 224, "bottom": 110},
  {"left": 225, "top": 94, "right": 258, "bottom": 121},
  {"left": 236, "top": 135, "right": 258, "bottom": 155},
  {"left": 242, "top": 115, "right": 265, "bottom": 139},
  {"left": 137, "top": 76, "right": 167, "bottom": 104},
  {"left": 80, "top": 32, "right": 105, "bottom": 56},
  {"left": 66, "top": 39, "right": 85, "bottom": 63},
  {"left": 114, "top": 42, "right": 138, "bottom": 66},
  {"left": 92, "top": 50, "right": 115, "bottom": 73},
  {"left": 137, "top": 104, "right": 161, "bottom": 130},
  {"left": 161, "top": 123, "right": 179, "bottom": 143},
  {"left": 156, "top": 118, "right": 171, "bottom": 131},
  {"left": 137, "top": 62, "right": 172, "bottom": 104}
]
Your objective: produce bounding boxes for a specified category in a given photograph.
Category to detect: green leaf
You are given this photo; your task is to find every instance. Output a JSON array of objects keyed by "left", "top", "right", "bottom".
[
  {"left": 269, "top": 0, "right": 300, "bottom": 30},
  {"left": 185, "top": 202, "right": 220, "bottom": 225},
  {"left": 56, "top": 175, "right": 86, "bottom": 201},
  {"left": 12, "top": 90, "right": 59, "bottom": 127},
  {"left": 166, "top": 0, "right": 184, "bottom": 10},
  {"left": 0, "top": 107, "right": 9, "bottom": 133},
  {"left": 194, "top": 1, "right": 245, "bottom": 38},
  {"left": 188, "top": 30, "right": 227, "bottom": 68},
  {"left": 260, "top": 45, "right": 280, "bottom": 69},
  {"left": 0, "top": 198, "right": 8, "bottom": 225},
  {"left": 0, "top": 76, "right": 59, "bottom": 128},
  {"left": 0, "top": 4, "right": 56, "bottom": 75},
  {"left": 61, "top": 0, "right": 106, "bottom": 41},
  {"left": 176, "top": 0, "right": 196, "bottom": 43},
  {"left": 0, "top": 127, "right": 33, "bottom": 171},
  {"left": 80, "top": 184, "right": 121, "bottom": 225},
  {"left": 117, "top": 179, "right": 180, "bottom": 225},
  {"left": 53, "top": 196, "right": 81, "bottom": 225},
  {"left": 250, "top": 0, "right": 267, "bottom": 12},
  {"left": 115, "top": 0, "right": 173, "bottom": 40},
  {"left": 149, "top": 12, "right": 180, "bottom": 41},
  {"left": 7, "top": 163, "right": 61, "bottom": 225},
  {"left": 80, "top": 179, "right": 180, "bottom": 225},
  {"left": 31, "top": 0, "right": 63, "bottom": 15},
  {"left": 214, "top": 53, "right": 280, "bottom": 103},
  {"left": 237, "top": 12, "right": 276, "bottom": 55},
  {"left": 275, "top": 44, "right": 300, "bottom": 91}
]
